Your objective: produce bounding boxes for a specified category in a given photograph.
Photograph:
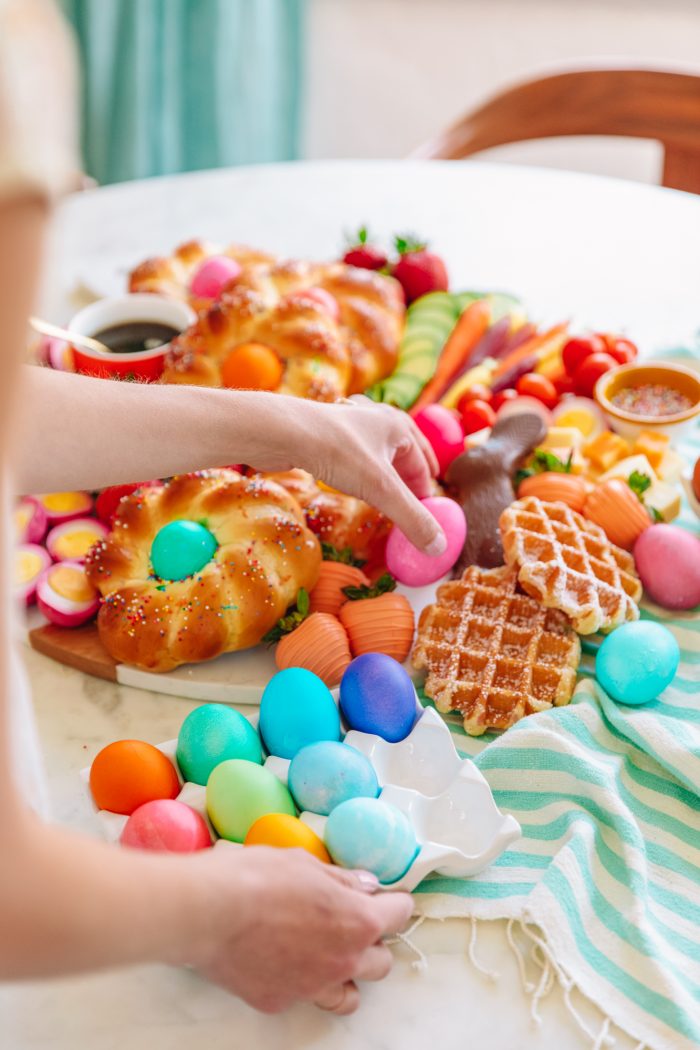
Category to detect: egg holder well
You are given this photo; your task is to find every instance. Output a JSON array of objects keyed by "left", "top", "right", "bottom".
[{"left": 82, "top": 706, "right": 521, "bottom": 892}]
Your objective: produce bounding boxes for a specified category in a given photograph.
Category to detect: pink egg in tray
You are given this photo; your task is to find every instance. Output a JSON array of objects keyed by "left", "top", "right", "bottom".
[{"left": 45, "top": 517, "right": 108, "bottom": 562}]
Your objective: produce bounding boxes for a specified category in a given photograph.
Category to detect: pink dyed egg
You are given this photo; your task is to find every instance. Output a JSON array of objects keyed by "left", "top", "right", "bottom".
[
  {"left": 15, "top": 497, "right": 48, "bottom": 544},
  {"left": 634, "top": 525, "right": 700, "bottom": 611},
  {"left": 120, "top": 799, "right": 212, "bottom": 853},
  {"left": 413, "top": 405, "right": 465, "bottom": 476},
  {"left": 385, "top": 496, "right": 467, "bottom": 586},
  {"left": 190, "top": 256, "right": 242, "bottom": 300}
]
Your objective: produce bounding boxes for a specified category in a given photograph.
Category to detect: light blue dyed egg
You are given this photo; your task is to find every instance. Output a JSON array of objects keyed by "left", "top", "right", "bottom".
[
  {"left": 596, "top": 621, "right": 679, "bottom": 705},
  {"left": 324, "top": 797, "right": 418, "bottom": 884},
  {"left": 176, "top": 704, "right": 262, "bottom": 785},
  {"left": 150, "top": 520, "right": 217, "bottom": 581},
  {"left": 288, "top": 741, "right": 379, "bottom": 815},
  {"left": 259, "top": 668, "right": 341, "bottom": 759}
]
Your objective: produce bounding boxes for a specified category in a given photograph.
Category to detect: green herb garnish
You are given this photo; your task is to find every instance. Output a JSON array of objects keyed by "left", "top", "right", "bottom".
[
  {"left": 515, "top": 448, "right": 573, "bottom": 486},
  {"left": 627, "top": 471, "right": 652, "bottom": 499}
]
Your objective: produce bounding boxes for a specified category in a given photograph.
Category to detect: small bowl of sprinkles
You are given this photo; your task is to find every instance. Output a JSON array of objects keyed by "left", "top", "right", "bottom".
[{"left": 595, "top": 361, "right": 700, "bottom": 439}]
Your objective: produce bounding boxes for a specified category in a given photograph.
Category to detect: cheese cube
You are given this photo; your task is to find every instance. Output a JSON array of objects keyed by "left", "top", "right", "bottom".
[
  {"left": 632, "top": 430, "right": 669, "bottom": 471},
  {"left": 541, "top": 427, "right": 583, "bottom": 452},
  {"left": 600, "top": 454, "right": 659, "bottom": 485},
  {"left": 644, "top": 481, "right": 681, "bottom": 522},
  {"left": 584, "top": 432, "right": 629, "bottom": 472}
]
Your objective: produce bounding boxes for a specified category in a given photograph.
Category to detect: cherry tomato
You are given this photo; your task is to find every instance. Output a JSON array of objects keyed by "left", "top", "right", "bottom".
[
  {"left": 562, "top": 334, "right": 606, "bottom": 376},
  {"left": 460, "top": 399, "right": 496, "bottom": 435},
  {"left": 516, "top": 373, "right": 559, "bottom": 409},
  {"left": 573, "top": 352, "right": 618, "bottom": 398},
  {"left": 600, "top": 334, "right": 638, "bottom": 366},
  {"left": 455, "top": 384, "right": 493, "bottom": 414},
  {"left": 491, "top": 388, "right": 518, "bottom": 411},
  {"left": 551, "top": 371, "right": 576, "bottom": 397}
]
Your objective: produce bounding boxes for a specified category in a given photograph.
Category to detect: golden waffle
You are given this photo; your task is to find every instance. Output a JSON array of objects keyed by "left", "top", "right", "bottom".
[
  {"left": 499, "top": 497, "right": 641, "bottom": 634},
  {"left": 412, "top": 565, "right": 581, "bottom": 736}
]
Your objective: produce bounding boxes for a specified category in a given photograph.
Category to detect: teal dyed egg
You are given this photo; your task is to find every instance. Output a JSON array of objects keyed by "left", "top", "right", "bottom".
[
  {"left": 596, "top": 621, "right": 679, "bottom": 705},
  {"left": 259, "top": 668, "right": 341, "bottom": 759},
  {"left": 176, "top": 704, "right": 262, "bottom": 785},
  {"left": 150, "top": 520, "right": 217, "bottom": 581},
  {"left": 324, "top": 797, "right": 418, "bottom": 884},
  {"left": 288, "top": 741, "right": 379, "bottom": 815},
  {"left": 206, "top": 759, "right": 295, "bottom": 842}
]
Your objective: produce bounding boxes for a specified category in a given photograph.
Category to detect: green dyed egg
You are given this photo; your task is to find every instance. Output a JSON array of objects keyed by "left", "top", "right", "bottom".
[
  {"left": 206, "top": 759, "right": 295, "bottom": 842},
  {"left": 176, "top": 704, "right": 262, "bottom": 785},
  {"left": 150, "top": 520, "right": 217, "bottom": 581}
]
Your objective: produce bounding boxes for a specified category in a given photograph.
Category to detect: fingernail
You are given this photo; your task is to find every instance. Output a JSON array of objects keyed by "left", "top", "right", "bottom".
[
  {"left": 425, "top": 531, "right": 447, "bottom": 557},
  {"left": 354, "top": 870, "right": 380, "bottom": 892}
]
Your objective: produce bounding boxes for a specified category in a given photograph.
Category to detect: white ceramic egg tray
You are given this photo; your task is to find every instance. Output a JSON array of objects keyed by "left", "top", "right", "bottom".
[{"left": 82, "top": 707, "right": 520, "bottom": 893}]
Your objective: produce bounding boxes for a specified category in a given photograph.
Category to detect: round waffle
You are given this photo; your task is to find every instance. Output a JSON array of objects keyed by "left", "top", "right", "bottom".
[
  {"left": 412, "top": 565, "right": 581, "bottom": 736},
  {"left": 499, "top": 496, "right": 642, "bottom": 634}
]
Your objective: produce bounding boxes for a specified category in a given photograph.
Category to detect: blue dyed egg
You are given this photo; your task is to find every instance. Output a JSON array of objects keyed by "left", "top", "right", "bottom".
[
  {"left": 176, "top": 704, "right": 262, "bottom": 785},
  {"left": 259, "top": 668, "right": 341, "bottom": 759},
  {"left": 324, "top": 797, "right": 418, "bottom": 884},
  {"left": 288, "top": 741, "right": 379, "bottom": 815},
  {"left": 339, "top": 654, "right": 416, "bottom": 742},
  {"left": 151, "top": 520, "right": 218, "bottom": 581},
  {"left": 596, "top": 621, "right": 679, "bottom": 705}
]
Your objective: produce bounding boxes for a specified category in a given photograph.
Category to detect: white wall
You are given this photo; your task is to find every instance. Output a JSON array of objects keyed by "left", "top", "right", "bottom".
[{"left": 303, "top": 0, "right": 700, "bottom": 183}]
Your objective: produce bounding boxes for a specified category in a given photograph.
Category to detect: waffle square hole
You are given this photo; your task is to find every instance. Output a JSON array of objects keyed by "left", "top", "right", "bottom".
[
  {"left": 471, "top": 588, "right": 506, "bottom": 618},
  {"left": 457, "top": 651, "right": 488, "bottom": 680},
  {"left": 582, "top": 534, "right": 608, "bottom": 559},
  {"left": 537, "top": 633, "right": 572, "bottom": 664},
  {"left": 492, "top": 659, "right": 526, "bottom": 691},
  {"left": 501, "top": 626, "right": 532, "bottom": 659},
  {"left": 531, "top": 666, "right": 566, "bottom": 702},
  {"left": 463, "top": 620, "right": 495, "bottom": 652},
  {"left": 561, "top": 548, "right": 587, "bottom": 573},
  {"left": 520, "top": 511, "right": 548, "bottom": 534},
  {"left": 551, "top": 524, "right": 579, "bottom": 548},
  {"left": 589, "top": 559, "right": 616, "bottom": 586},
  {"left": 507, "top": 596, "right": 538, "bottom": 627}
]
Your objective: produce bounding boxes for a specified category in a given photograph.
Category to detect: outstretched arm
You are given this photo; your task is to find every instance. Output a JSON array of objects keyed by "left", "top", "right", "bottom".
[{"left": 17, "top": 367, "right": 445, "bottom": 553}]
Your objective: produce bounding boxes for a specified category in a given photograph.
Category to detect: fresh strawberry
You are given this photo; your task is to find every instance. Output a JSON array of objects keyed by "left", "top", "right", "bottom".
[
  {"left": 95, "top": 482, "right": 157, "bottom": 525},
  {"left": 342, "top": 226, "right": 388, "bottom": 271},
  {"left": 391, "top": 235, "right": 448, "bottom": 304}
]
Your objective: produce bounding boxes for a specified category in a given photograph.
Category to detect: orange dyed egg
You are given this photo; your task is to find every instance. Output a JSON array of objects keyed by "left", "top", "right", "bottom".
[
  {"left": 309, "top": 562, "right": 369, "bottom": 617},
  {"left": 583, "top": 479, "right": 651, "bottom": 550},
  {"left": 244, "top": 813, "right": 331, "bottom": 863},
  {"left": 339, "top": 593, "right": 415, "bottom": 663},
  {"left": 517, "top": 472, "right": 590, "bottom": 513},
  {"left": 220, "top": 343, "right": 284, "bottom": 390},
  {"left": 275, "top": 612, "right": 352, "bottom": 687},
  {"left": 89, "top": 740, "right": 180, "bottom": 815}
]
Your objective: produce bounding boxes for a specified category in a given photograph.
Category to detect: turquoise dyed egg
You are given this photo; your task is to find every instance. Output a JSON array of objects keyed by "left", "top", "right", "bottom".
[
  {"left": 206, "top": 759, "right": 295, "bottom": 842},
  {"left": 176, "top": 704, "right": 262, "bottom": 785},
  {"left": 324, "top": 797, "right": 418, "bottom": 884},
  {"left": 259, "top": 668, "right": 341, "bottom": 759},
  {"left": 288, "top": 741, "right": 379, "bottom": 816},
  {"left": 596, "top": 621, "right": 679, "bottom": 705},
  {"left": 339, "top": 653, "right": 416, "bottom": 743},
  {"left": 150, "top": 520, "right": 217, "bottom": 581}
]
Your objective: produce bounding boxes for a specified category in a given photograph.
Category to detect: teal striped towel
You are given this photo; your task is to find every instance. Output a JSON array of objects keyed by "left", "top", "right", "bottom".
[{"left": 412, "top": 427, "right": 700, "bottom": 1050}]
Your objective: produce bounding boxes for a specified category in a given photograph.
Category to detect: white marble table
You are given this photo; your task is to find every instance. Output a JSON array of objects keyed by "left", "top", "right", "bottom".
[{"left": 11, "top": 160, "right": 700, "bottom": 1050}]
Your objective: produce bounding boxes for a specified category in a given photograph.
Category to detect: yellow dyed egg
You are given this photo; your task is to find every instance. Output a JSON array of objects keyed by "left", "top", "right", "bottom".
[{"left": 244, "top": 813, "right": 331, "bottom": 863}]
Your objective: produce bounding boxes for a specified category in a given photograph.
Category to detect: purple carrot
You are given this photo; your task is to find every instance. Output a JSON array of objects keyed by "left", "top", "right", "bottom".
[{"left": 490, "top": 353, "right": 539, "bottom": 393}]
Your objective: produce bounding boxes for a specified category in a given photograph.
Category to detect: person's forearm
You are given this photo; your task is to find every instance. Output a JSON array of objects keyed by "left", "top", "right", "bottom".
[
  {"left": 0, "top": 809, "right": 213, "bottom": 978},
  {"left": 16, "top": 368, "right": 293, "bottom": 494}
]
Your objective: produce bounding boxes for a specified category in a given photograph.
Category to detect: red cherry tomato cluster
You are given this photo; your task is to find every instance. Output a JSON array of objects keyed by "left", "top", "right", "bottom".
[{"left": 561, "top": 333, "right": 638, "bottom": 397}]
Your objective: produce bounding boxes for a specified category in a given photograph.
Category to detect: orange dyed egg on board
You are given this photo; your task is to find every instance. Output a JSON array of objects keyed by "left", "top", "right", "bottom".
[
  {"left": 583, "top": 478, "right": 651, "bottom": 550},
  {"left": 89, "top": 740, "right": 181, "bottom": 815},
  {"left": 244, "top": 813, "right": 331, "bottom": 863},
  {"left": 220, "top": 343, "right": 284, "bottom": 390},
  {"left": 275, "top": 612, "right": 351, "bottom": 687},
  {"left": 309, "top": 562, "right": 369, "bottom": 617},
  {"left": 517, "top": 472, "right": 590, "bottom": 514}
]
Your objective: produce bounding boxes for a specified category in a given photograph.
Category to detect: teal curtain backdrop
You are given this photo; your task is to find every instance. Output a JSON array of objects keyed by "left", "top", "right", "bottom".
[{"left": 59, "top": 0, "right": 305, "bottom": 185}]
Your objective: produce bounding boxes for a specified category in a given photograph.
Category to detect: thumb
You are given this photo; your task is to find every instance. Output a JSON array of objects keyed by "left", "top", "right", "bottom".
[
  {"left": 381, "top": 468, "right": 447, "bottom": 555},
  {"left": 325, "top": 866, "right": 380, "bottom": 894}
]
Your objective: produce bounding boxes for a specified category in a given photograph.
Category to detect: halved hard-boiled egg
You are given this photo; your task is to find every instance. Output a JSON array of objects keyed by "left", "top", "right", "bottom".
[
  {"left": 46, "top": 517, "right": 108, "bottom": 562},
  {"left": 36, "top": 560, "right": 100, "bottom": 627},
  {"left": 14, "top": 543, "right": 52, "bottom": 605},
  {"left": 552, "top": 397, "right": 606, "bottom": 441},
  {"left": 35, "top": 491, "right": 94, "bottom": 526},
  {"left": 15, "top": 496, "right": 48, "bottom": 545}
]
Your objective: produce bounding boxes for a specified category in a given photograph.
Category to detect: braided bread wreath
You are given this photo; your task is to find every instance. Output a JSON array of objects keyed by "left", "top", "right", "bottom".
[
  {"left": 129, "top": 240, "right": 405, "bottom": 401},
  {"left": 85, "top": 470, "right": 321, "bottom": 673}
]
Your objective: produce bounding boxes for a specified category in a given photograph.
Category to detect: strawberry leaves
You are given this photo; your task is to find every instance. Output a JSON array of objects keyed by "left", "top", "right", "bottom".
[
  {"left": 321, "top": 542, "right": 367, "bottom": 567},
  {"left": 262, "top": 588, "right": 310, "bottom": 644},
  {"left": 342, "top": 572, "right": 397, "bottom": 601}
]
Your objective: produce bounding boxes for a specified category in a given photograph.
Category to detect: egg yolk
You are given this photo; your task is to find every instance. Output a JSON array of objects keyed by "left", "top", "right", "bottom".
[
  {"left": 15, "top": 506, "right": 31, "bottom": 535},
  {"left": 15, "top": 550, "right": 44, "bottom": 586},
  {"left": 555, "top": 408, "right": 596, "bottom": 437},
  {"left": 49, "top": 564, "right": 97, "bottom": 604},
  {"left": 40, "top": 492, "right": 85, "bottom": 512},
  {"left": 54, "top": 528, "right": 100, "bottom": 559}
]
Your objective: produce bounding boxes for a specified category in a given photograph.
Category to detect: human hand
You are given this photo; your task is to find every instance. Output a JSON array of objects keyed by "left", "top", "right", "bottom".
[
  {"left": 252, "top": 394, "right": 446, "bottom": 555},
  {"left": 183, "top": 844, "right": 413, "bottom": 1015}
]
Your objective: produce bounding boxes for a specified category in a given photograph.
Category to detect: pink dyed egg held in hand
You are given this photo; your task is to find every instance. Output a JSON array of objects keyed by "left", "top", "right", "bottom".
[
  {"left": 120, "top": 799, "right": 212, "bottom": 853},
  {"left": 190, "top": 255, "right": 242, "bottom": 300},
  {"left": 386, "top": 496, "right": 466, "bottom": 586},
  {"left": 634, "top": 524, "right": 700, "bottom": 611},
  {"left": 413, "top": 405, "right": 465, "bottom": 476}
]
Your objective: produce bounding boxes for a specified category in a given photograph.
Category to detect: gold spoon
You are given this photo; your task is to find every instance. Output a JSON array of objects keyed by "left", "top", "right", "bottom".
[{"left": 29, "top": 316, "right": 111, "bottom": 355}]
